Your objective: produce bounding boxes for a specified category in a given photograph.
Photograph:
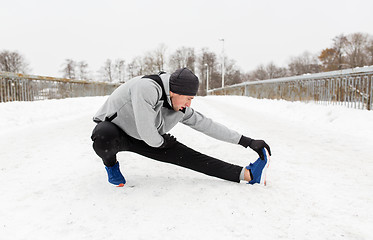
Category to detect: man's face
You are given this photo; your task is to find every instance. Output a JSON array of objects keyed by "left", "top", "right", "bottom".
[{"left": 170, "top": 91, "right": 194, "bottom": 111}]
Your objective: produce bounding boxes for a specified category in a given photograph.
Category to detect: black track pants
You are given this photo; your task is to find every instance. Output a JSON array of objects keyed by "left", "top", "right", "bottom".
[{"left": 91, "top": 121, "right": 243, "bottom": 183}]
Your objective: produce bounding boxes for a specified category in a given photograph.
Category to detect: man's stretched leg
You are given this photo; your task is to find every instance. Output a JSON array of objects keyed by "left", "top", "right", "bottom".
[{"left": 126, "top": 137, "right": 243, "bottom": 183}]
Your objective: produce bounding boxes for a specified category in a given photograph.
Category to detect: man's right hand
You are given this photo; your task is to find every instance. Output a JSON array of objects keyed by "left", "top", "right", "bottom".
[{"left": 159, "top": 134, "right": 177, "bottom": 149}]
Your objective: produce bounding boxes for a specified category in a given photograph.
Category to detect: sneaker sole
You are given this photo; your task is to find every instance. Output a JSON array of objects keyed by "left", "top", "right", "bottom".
[{"left": 260, "top": 149, "right": 271, "bottom": 186}]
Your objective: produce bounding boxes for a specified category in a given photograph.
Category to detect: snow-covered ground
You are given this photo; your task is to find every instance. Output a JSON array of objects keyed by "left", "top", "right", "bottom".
[{"left": 1, "top": 96, "right": 372, "bottom": 240}]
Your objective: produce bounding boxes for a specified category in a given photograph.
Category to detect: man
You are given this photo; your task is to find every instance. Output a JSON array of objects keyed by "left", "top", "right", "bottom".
[{"left": 91, "top": 68, "right": 271, "bottom": 187}]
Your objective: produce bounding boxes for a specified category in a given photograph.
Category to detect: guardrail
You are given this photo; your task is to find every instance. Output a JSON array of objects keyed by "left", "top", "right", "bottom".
[
  {"left": 208, "top": 66, "right": 373, "bottom": 110},
  {"left": 0, "top": 72, "right": 120, "bottom": 102}
]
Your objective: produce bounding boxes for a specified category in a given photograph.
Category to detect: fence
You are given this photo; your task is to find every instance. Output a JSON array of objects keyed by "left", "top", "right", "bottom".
[
  {"left": 0, "top": 72, "right": 120, "bottom": 103},
  {"left": 208, "top": 66, "right": 373, "bottom": 110}
]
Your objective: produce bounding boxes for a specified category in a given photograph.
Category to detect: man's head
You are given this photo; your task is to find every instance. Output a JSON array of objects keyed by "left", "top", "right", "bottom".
[{"left": 169, "top": 68, "right": 199, "bottom": 111}]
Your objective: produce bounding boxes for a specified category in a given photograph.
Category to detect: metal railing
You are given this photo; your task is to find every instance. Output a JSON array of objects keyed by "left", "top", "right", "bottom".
[
  {"left": 0, "top": 72, "right": 120, "bottom": 102},
  {"left": 208, "top": 66, "right": 373, "bottom": 110}
]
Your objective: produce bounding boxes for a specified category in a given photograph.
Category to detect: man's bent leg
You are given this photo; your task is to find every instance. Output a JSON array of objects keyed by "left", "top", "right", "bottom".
[
  {"left": 128, "top": 139, "right": 243, "bottom": 183},
  {"left": 91, "top": 121, "right": 129, "bottom": 167}
]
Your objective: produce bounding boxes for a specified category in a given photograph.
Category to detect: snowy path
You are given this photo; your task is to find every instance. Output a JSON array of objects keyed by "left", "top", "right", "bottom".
[{"left": 1, "top": 96, "right": 372, "bottom": 240}]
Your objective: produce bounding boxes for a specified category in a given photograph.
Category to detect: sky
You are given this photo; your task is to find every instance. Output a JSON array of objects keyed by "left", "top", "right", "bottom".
[{"left": 1, "top": 0, "right": 373, "bottom": 78}]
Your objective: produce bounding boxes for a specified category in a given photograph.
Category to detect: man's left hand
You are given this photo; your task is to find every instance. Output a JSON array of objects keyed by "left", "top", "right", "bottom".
[
  {"left": 239, "top": 136, "right": 271, "bottom": 160},
  {"left": 249, "top": 139, "right": 271, "bottom": 160}
]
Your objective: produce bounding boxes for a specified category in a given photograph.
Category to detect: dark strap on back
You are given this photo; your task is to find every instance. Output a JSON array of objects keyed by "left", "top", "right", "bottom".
[
  {"left": 142, "top": 74, "right": 173, "bottom": 110},
  {"left": 105, "top": 112, "right": 117, "bottom": 122},
  {"left": 93, "top": 112, "right": 118, "bottom": 123}
]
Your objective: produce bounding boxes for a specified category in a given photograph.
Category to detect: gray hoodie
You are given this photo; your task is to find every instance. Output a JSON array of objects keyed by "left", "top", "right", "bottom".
[{"left": 93, "top": 73, "right": 242, "bottom": 147}]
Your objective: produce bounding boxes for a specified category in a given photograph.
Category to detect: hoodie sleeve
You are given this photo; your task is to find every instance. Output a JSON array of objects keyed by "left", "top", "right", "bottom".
[
  {"left": 130, "top": 80, "right": 164, "bottom": 147},
  {"left": 180, "top": 107, "right": 242, "bottom": 144}
]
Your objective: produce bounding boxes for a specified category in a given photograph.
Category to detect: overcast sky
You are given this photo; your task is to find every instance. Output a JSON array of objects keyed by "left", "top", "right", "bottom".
[{"left": 1, "top": 0, "right": 373, "bottom": 77}]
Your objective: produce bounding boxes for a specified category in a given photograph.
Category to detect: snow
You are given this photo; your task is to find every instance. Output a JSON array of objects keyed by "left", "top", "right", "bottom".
[{"left": 1, "top": 96, "right": 372, "bottom": 240}]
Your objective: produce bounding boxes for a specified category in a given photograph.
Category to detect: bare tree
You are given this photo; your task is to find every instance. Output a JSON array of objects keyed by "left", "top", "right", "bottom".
[
  {"left": 251, "top": 64, "right": 269, "bottom": 80},
  {"left": 332, "top": 34, "right": 348, "bottom": 69},
  {"left": 61, "top": 59, "right": 76, "bottom": 79},
  {"left": 224, "top": 58, "right": 244, "bottom": 86},
  {"left": 127, "top": 56, "right": 145, "bottom": 78},
  {"left": 249, "top": 63, "right": 288, "bottom": 81},
  {"left": 265, "top": 62, "right": 288, "bottom": 79},
  {"left": 126, "top": 60, "right": 136, "bottom": 79},
  {"left": 288, "top": 52, "right": 320, "bottom": 76},
  {"left": 77, "top": 61, "right": 89, "bottom": 80},
  {"left": 130, "top": 45, "right": 169, "bottom": 75},
  {"left": 169, "top": 46, "right": 196, "bottom": 72},
  {"left": 114, "top": 59, "right": 126, "bottom": 83},
  {"left": 240, "top": 72, "right": 252, "bottom": 82},
  {"left": 154, "top": 44, "right": 167, "bottom": 71},
  {"left": 102, "top": 59, "right": 114, "bottom": 82},
  {"left": 366, "top": 38, "right": 373, "bottom": 65},
  {"left": 197, "top": 48, "right": 219, "bottom": 94},
  {"left": 143, "top": 53, "right": 158, "bottom": 74},
  {"left": 0, "top": 50, "right": 29, "bottom": 73},
  {"left": 345, "top": 32, "right": 369, "bottom": 67}
]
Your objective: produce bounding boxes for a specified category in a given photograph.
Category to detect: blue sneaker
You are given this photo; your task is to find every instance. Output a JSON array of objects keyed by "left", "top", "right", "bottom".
[
  {"left": 246, "top": 148, "right": 270, "bottom": 185},
  {"left": 105, "top": 162, "right": 126, "bottom": 187}
]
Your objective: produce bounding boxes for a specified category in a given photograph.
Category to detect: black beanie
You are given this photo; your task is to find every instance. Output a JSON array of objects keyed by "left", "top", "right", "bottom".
[{"left": 169, "top": 68, "right": 199, "bottom": 96}]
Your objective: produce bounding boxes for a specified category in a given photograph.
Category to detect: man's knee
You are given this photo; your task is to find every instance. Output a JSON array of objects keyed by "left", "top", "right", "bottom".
[
  {"left": 91, "top": 121, "right": 123, "bottom": 157},
  {"left": 91, "top": 121, "right": 121, "bottom": 141}
]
